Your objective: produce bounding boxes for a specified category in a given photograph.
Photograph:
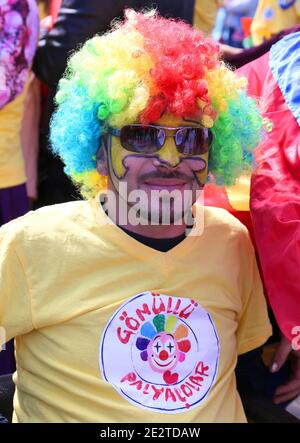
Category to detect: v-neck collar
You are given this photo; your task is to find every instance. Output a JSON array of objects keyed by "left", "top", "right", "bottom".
[
  {"left": 120, "top": 226, "right": 186, "bottom": 252},
  {"left": 90, "top": 193, "right": 201, "bottom": 263}
]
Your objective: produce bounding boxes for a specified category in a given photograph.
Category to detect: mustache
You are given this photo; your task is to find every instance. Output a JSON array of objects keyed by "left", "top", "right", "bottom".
[{"left": 139, "top": 171, "right": 193, "bottom": 182}]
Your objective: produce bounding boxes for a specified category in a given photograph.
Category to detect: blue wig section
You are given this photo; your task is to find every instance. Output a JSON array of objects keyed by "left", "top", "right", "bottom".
[
  {"left": 50, "top": 85, "right": 102, "bottom": 175},
  {"left": 270, "top": 31, "right": 300, "bottom": 127}
]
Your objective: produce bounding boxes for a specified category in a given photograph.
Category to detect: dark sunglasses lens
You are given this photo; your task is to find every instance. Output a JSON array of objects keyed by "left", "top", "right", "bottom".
[
  {"left": 120, "top": 126, "right": 163, "bottom": 154},
  {"left": 176, "top": 128, "right": 212, "bottom": 155}
]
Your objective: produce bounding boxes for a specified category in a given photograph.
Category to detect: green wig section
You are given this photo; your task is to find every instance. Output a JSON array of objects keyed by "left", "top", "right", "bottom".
[{"left": 209, "top": 92, "right": 262, "bottom": 185}]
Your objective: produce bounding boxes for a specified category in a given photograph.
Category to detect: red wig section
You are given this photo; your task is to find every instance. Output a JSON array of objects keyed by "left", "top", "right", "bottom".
[{"left": 132, "top": 11, "right": 221, "bottom": 124}]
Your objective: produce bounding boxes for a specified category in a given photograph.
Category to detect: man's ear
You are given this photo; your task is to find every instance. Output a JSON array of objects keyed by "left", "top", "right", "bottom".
[{"left": 96, "top": 136, "right": 109, "bottom": 176}]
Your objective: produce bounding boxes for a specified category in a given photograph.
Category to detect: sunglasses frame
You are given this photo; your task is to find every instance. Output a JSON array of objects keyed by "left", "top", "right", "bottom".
[{"left": 107, "top": 124, "right": 212, "bottom": 156}]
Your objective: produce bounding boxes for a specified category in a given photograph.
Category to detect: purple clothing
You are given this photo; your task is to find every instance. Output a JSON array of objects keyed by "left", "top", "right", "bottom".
[
  {"left": 0, "top": 183, "right": 28, "bottom": 375},
  {"left": 0, "top": 183, "right": 29, "bottom": 225},
  {"left": 0, "top": 0, "right": 39, "bottom": 109}
]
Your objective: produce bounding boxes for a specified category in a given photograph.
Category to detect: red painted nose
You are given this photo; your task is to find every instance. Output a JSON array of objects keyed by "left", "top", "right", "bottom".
[{"left": 159, "top": 350, "right": 169, "bottom": 361}]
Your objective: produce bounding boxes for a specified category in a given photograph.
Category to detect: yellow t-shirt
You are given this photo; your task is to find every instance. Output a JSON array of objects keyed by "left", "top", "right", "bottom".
[
  {"left": 193, "top": 0, "right": 223, "bottom": 35},
  {"left": 0, "top": 83, "right": 28, "bottom": 189},
  {"left": 0, "top": 197, "right": 271, "bottom": 422}
]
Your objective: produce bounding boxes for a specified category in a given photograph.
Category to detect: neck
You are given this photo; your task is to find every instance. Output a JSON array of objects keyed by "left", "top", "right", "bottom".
[
  {"left": 101, "top": 191, "right": 190, "bottom": 239},
  {"left": 120, "top": 219, "right": 187, "bottom": 239}
]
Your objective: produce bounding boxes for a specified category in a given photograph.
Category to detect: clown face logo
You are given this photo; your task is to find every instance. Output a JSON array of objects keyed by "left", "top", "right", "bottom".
[
  {"left": 136, "top": 315, "right": 191, "bottom": 384},
  {"left": 100, "top": 292, "right": 219, "bottom": 414}
]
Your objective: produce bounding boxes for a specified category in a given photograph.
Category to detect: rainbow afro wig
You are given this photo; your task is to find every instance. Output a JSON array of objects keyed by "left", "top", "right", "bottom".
[{"left": 50, "top": 9, "right": 263, "bottom": 198}]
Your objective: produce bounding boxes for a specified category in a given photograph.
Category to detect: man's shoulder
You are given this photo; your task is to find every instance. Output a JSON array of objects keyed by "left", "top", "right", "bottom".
[
  {"left": 203, "top": 206, "right": 249, "bottom": 236},
  {"left": 200, "top": 206, "right": 255, "bottom": 260},
  {"left": 0, "top": 200, "right": 95, "bottom": 243}
]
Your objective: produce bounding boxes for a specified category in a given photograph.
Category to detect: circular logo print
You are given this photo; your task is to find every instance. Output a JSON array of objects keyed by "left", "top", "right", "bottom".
[{"left": 99, "top": 292, "right": 219, "bottom": 414}]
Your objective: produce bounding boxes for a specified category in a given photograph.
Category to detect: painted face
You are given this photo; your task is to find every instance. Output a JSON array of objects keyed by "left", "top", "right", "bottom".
[
  {"left": 101, "top": 114, "right": 210, "bottom": 223},
  {"left": 108, "top": 114, "right": 209, "bottom": 186},
  {"left": 147, "top": 332, "right": 183, "bottom": 373}
]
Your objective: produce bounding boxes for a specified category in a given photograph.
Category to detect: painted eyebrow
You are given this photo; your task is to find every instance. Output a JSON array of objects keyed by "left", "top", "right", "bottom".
[
  {"left": 151, "top": 121, "right": 200, "bottom": 127},
  {"left": 183, "top": 118, "right": 200, "bottom": 125}
]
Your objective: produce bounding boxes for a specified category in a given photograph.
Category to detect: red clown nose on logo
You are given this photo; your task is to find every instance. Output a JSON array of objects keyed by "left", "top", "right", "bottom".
[{"left": 159, "top": 350, "right": 169, "bottom": 361}]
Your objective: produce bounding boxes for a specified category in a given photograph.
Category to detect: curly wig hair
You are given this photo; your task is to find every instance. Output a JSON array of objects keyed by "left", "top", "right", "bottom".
[{"left": 50, "top": 9, "right": 262, "bottom": 198}]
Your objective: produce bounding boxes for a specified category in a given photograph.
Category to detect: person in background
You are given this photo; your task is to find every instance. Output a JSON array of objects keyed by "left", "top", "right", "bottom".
[
  {"left": 223, "top": 23, "right": 300, "bottom": 68},
  {"left": 193, "top": 0, "right": 223, "bottom": 35},
  {"left": 0, "top": 0, "right": 38, "bottom": 109},
  {"left": 251, "top": 0, "right": 300, "bottom": 45},
  {"left": 20, "top": 0, "right": 61, "bottom": 206},
  {"left": 0, "top": 0, "right": 39, "bottom": 375},
  {"left": 222, "top": 0, "right": 258, "bottom": 47},
  {"left": 205, "top": 32, "right": 300, "bottom": 413},
  {"left": 193, "top": 1, "right": 258, "bottom": 63},
  {"left": 242, "top": 33, "right": 300, "bottom": 408}
]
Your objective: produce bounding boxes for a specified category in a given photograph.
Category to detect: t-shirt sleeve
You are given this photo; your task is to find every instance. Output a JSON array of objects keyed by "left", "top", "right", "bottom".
[
  {"left": 0, "top": 224, "right": 34, "bottom": 353},
  {"left": 236, "top": 230, "right": 272, "bottom": 355}
]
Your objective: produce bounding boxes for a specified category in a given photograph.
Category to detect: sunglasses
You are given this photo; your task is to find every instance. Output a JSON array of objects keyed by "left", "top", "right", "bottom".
[{"left": 107, "top": 124, "right": 212, "bottom": 156}]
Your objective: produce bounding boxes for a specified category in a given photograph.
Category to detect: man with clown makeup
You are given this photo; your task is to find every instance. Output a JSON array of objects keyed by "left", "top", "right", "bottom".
[{"left": 0, "top": 10, "right": 272, "bottom": 423}]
